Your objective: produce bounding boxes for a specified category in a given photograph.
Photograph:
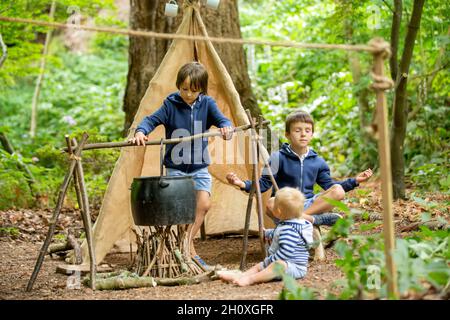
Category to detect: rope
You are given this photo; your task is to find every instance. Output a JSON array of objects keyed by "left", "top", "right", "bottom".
[
  {"left": 370, "top": 72, "right": 394, "bottom": 90},
  {"left": 368, "top": 37, "right": 392, "bottom": 59},
  {"left": 69, "top": 154, "right": 81, "bottom": 161},
  {"left": 0, "top": 15, "right": 383, "bottom": 53}
]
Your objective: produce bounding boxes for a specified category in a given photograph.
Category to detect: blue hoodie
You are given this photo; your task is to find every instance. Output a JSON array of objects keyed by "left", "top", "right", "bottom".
[
  {"left": 136, "top": 92, "right": 232, "bottom": 173},
  {"left": 243, "top": 143, "right": 358, "bottom": 199}
]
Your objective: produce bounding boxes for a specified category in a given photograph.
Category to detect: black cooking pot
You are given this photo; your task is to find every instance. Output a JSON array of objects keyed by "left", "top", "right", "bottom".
[
  {"left": 130, "top": 175, "right": 197, "bottom": 226},
  {"left": 130, "top": 139, "right": 197, "bottom": 226}
]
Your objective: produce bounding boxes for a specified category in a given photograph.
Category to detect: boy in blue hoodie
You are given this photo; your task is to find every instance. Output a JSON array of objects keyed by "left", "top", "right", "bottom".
[
  {"left": 226, "top": 110, "right": 372, "bottom": 226},
  {"left": 129, "top": 62, "right": 233, "bottom": 268}
]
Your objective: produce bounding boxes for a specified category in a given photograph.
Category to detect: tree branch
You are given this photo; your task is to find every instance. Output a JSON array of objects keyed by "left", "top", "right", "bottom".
[
  {"left": 411, "top": 62, "right": 449, "bottom": 80},
  {"left": 382, "top": 0, "right": 394, "bottom": 13}
]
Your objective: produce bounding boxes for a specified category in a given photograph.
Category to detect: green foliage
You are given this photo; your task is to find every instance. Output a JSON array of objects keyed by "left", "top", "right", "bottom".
[
  {"left": 395, "top": 228, "right": 450, "bottom": 295},
  {"left": 0, "top": 0, "right": 115, "bottom": 85},
  {"left": 54, "top": 233, "right": 67, "bottom": 241},
  {"left": 239, "top": 0, "right": 449, "bottom": 189},
  {"left": 0, "top": 1, "right": 126, "bottom": 210},
  {"left": 275, "top": 263, "right": 319, "bottom": 300},
  {"left": 0, "top": 227, "right": 20, "bottom": 238},
  {"left": 0, "top": 150, "right": 35, "bottom": 209},
  {"left": 278, "top": 200, "right": 449, "bottom": 299}
]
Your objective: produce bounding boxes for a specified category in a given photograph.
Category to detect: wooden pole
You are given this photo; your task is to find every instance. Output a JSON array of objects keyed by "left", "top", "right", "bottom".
[
  {"left": 29, "top": 1, "right": 56, "bottom": 138},
  {"left": 62, "top": 122, "right": 269, "bottom": 152},
  {"left": 371, "top": 38, "right": 398, "bottom": 299},
  {"left": 241, "top": 114, "right": 276, "bottom": 269},
  {"left": 26, "top": 133, "right": 89, "bottom": 292},
  {"left": 257, "top": 115, "right": 279, "bottom": 193},
  {"left": 71, "top": 137, "right": 97, "bottom": 290},
  {"left": 65, "top": 136, "right": 84, "bottom": 222},
  {"left": 240, "top": 172, "right": 256, "bottom": 270},
  {"left": 245, "top": 110, "right": 265, "bottom": 256}
]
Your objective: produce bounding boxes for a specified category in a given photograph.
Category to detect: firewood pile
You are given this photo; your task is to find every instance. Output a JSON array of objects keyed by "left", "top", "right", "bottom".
[{"left": 131, "top": 225, "right": 205, "bottom": 278}]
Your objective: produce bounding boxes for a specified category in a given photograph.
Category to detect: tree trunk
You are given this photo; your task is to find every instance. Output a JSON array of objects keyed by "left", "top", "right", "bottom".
[
  {"left": 390, "top": 0, "right": 425, "bottom": 199},
  {"left": 389, "top": 0, "right": 402, "bottom": 82},
  {"left": 123, "top": 0, "right": 259, "bottom": 136}
]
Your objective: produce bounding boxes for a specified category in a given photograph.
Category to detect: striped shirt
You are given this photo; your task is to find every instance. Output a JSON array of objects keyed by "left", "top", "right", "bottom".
[{"left": 263, "top": 218, "right": 313, "bottom": 272}]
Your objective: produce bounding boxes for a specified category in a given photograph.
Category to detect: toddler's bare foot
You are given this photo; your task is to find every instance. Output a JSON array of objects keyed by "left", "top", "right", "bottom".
[
  {"left": 217, "top": 270, "right": 241, "bottom": 283},
  {"left": 233, "top": 276, "right": 252, "bottom": 287}
]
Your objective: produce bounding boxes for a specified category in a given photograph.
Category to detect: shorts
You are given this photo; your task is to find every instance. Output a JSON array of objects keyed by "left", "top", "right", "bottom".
[
  {"left": 259, "top": 261, "right": 307, "bottom": 280},
  {"left": 166, "top": 167, "right": 212, "bottom": 195},
  {"left": 304, "top": 193, "right": 321, "bottom": 210}
]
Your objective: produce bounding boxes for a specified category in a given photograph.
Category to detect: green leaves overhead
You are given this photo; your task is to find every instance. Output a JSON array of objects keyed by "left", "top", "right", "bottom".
[{"left": 239, "top": 0, "right": 449, "bottom": 189}]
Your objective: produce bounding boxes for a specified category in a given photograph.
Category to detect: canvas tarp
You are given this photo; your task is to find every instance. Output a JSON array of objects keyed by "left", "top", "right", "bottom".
[{"left": 80, "top": 5, "right": 271, "bottom": 264}]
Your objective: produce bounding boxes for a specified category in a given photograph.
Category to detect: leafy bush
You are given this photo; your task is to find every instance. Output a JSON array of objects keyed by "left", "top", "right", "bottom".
[
  {"left": 0, "top": 22, "right": 126, "bottom": 209},
  {"left": 239, "top": 0, "right": 449, "bottom": 188},
  {"left": 277, "top": 200, "right": 449, "bottom": 300},
  {"left": 0, "top": 150, "right": 35, "bottom": 209}
]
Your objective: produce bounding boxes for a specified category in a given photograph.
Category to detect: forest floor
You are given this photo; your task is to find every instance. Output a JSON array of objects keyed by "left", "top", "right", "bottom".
[{"left": 1, "top": 181, "right": 448, "bottom": 300}]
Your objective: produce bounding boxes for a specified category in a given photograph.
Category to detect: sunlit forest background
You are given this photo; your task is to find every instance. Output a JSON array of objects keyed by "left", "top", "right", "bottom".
[
  {"left": 0, "top": 0, "right": 449, "bottom": 301},
  {"left": 0, "top": 0, "right": 448, "bottom": 208}
]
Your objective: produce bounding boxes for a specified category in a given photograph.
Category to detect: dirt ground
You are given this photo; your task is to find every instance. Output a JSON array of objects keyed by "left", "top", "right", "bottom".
[
  {"left": 1, "top": 182, "right": 448, "bottom": 300},
  {"left": 0, "top": 236, "right": 343, "bottom": 300}
]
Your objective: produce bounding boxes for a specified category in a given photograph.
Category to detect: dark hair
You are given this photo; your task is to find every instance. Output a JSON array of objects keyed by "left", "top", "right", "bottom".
[
  {"left": 176, "top": 62, "right": 208, "bottom": 94},
  {"left": 285, "top": 110, "right": 314, "bottom": 133}
]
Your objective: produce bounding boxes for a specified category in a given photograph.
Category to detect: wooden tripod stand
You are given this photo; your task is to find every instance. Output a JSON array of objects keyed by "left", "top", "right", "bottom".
[
  {"left": 26, "top": 132, "right": 97, "bottom": 291},
  {"left": 240, "top": 110, "right": 280, "bottom": 270}
]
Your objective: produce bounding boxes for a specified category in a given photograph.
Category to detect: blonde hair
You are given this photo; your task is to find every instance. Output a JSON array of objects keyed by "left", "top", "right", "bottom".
[{"left": 274, "top": 187, "right": 305, "bottom": 220}]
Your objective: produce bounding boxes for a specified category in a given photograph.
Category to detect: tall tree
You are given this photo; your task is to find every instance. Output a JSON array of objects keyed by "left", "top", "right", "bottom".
[
  {"left": 123, "top": 0, "right": 259, "bottom": 135},
  {"left": 389, "top": 0, "right": 426, "bottom": 199}
]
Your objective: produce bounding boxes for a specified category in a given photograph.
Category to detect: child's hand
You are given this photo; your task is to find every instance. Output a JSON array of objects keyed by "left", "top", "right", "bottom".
[
  {"left": 219, "top": 126, "right": 234, "bottom": 140},
  {"left": 226, "top": 172, "right": 245, "bottom": 189},
  {"left": 356, "top": 168, "right": 373, "bottom": 183},
  {"left": 128, "top": 132, "right": 148, "bottom": 146}
]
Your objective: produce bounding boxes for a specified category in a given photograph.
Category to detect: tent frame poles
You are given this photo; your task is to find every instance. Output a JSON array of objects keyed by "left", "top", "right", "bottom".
[
  {"left": 69, "top": 136, "right": 97, "bottom": 290},
  {"left": 244, "top": 110, "right": 266, "bottom": 258},
  {"left": 26, "top": 133, "right": 96, "bottom": 291},
  {"left": 240, "top": 169, "right": 256, "bottom": 270},
  {"left": 240, "top": 114, "right": 278, "bottom": 270}
]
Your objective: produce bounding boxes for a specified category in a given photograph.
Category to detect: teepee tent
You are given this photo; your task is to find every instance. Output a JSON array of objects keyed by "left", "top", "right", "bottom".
[{"left": 80, "top": 4, "right": 270, "bottom": 264}]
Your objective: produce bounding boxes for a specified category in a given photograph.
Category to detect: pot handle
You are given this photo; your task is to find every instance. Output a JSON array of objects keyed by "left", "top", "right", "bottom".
[{"left": 159, "top": 138, "right": 169, "bottom": 188}]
